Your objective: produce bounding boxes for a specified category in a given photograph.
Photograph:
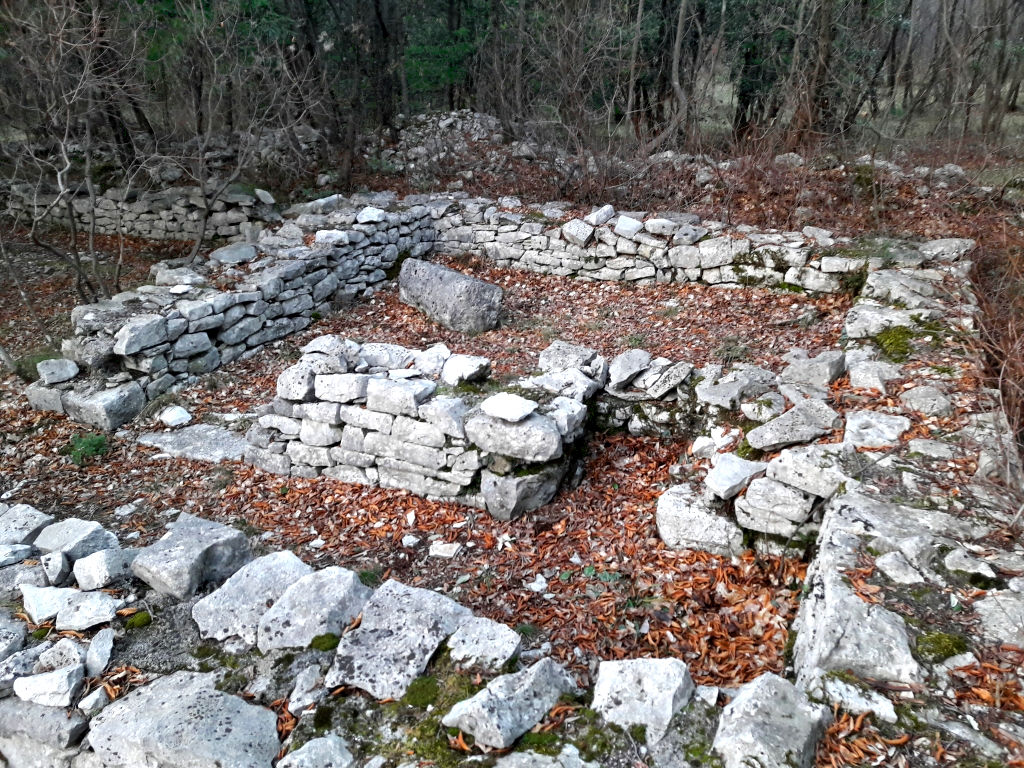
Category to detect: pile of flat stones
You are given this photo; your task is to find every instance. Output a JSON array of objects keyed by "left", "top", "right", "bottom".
[
  {"left": 6, "top": 183, "right": 276, "bottom": 242},
  {"left": 0, "top": 501, "right": 829, "bottom": 768}
]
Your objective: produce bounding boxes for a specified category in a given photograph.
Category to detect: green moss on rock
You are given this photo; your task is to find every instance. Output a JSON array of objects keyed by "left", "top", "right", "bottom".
[{"left": 915, "top": 631, "right": 968, "bottom": 663}]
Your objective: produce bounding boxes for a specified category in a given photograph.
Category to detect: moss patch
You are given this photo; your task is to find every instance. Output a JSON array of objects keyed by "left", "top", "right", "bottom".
[
  {"left": 401, "top": 675, "right": 440, "bottom": 708},
  {"left": 124, "top": 611, "right": 152, "bottom": 630},
  {"left": 310, "top": 633, "right": 340, "bottom": 652},
  {"left": 875, "top": 325, "right": 918, "bottom": 361},
  {"left": 915, "top": 631, "right": 968, "bottom": 663}
]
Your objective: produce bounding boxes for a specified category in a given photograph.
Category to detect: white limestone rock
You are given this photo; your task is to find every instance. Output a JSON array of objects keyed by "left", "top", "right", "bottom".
[
  {"left": 86, "top": 628, "right": 115, "bottom": 677},
  {"left": 73, "top": 548, "right": 134, "bottom": 591},
  {"left": 746, "top": 400, "right": 842, "bottom": 451},
  {"left": 278, "top": 735, "right": 355, "bottom": 768},
  {"left": 55, "top": 591, "right": 118, "bottom": 631},
  {"left": 844, "top": 410, "right": 910, "bottom": 448},
  {"left": 766, "top": 443, "right": 853, "bottom": 499},
  {"left": 193, "top": 551, "right": 313, "bottom": 646},
  {"left": 714, "top": 673, "right": 829, "bottom": 768},
  {"left": 899, "top": 385, "right": 952, "bottom": 416},
  {"left": 656, "top": 485, "right": 744, "bottom": 556},
  {"left": 734, "top": 478, "right": 815, "bottom": 537},
  {"left": 324, "top": 579, "right": 472, "bottom": 699},
  {"left": 448, "top": 616, "right": 523, "bottom": 671},
  {"left": 441, "top": 658, "right": 575, "bottom": 749},
  {"left": 705, "top": 453, "right": 767, "bottom": 499},
  {"left": 0, "top": 504, "right": 54, "bottom": 546},
  {"left": 34, "top": 519, "right": 118, "bottom": 563},
  {"left": 158, "top": 405, "right": 192, "bottom": 427},
  {"left": 131, "top": 512, "right": 251, "bottom": 600},
  {"left": 36, "top": 358, "right": 79, "bottom": 385},
  {"left": 465, "top": 412, "right": 563, "bottom": 463},
  {"left": 88, "top": 672, "right": 279, "bottom": 768},
  {"left": 441, "top": 354, "right": 491, "bottom": 386},
  {"left": 480, "top": 393, "right": 537, "bottom": 423},
  {"left": 13, "top": 664, "right": 84, "bottom": 708},
  {"left": 257, "top": 566, "right": 371, "bottom": 652},
  {"left": 592, "top": 658, "right": 694, "bottom": 744},
  {"left": 20, "top": 584, "right": 80, "bottom": 624}
]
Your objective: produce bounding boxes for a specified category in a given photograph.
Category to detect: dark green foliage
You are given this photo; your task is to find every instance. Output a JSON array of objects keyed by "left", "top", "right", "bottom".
[{"left": 67, "top": 433, "right": 110, "bottom": 466}]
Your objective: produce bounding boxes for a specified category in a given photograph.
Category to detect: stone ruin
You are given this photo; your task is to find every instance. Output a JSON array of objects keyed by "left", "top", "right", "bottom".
[{"left": 7, "top": 188, "right": 1024, "bottom": 766}]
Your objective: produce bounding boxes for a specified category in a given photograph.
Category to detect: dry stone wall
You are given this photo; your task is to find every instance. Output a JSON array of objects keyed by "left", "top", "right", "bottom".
[
  {"left": 6, "top": 183, "right": 278, "bottom": 242},
  {"left": 25, "top": 199, "right": 436, "bottom": 429},
  {"left": 434, "top": 198, "right": 863, "bottom": 293}
]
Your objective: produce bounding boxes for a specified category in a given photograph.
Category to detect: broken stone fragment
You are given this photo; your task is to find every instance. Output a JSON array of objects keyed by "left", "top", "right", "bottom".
[
  {"left": 592, "top": 657, "right": 694, "bottom": 744},
  {"left": 441, "top": 657, "right": 575, "bottom": 749},
  {"left": 192, "top": 550, "right": 313, "bottom": 646},
  {"left": 713, "top": 673, "right": 830, "bottom": 768}
]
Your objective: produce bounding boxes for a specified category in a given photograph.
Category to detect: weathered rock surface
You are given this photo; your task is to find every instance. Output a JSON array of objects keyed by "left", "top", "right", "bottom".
[
  {"left": 138, "top": 424, "right": 248, "bottom": 463},
  {"left": 193, "top": 551, "right": 313, "bottom": 646},
  {"left": 713, "top": 673, "right": 829, "bottom": 768},
  {"left": 131, "top": 512, "right": 251, "bottom": 599},
  {"left": 324, "top": 580, "right": 472, "bottom": 699},
  {"left": 592, "top": 658, "right": 694, "bottom": 744},
  {"left": 441, "top": 658, "right": 575, "bottom": 748},
  {"left": 34, "top": 519, "right": 118, "bottom": 562},
  {"left": 0, "top": 504, "right": 53, "bottom": 546},
  {"left": 746, "top": 400, "right": 842, "bottom": 451},
  {"left": 257, "top": 566, "right": 371, "bottom": 652},
  {"left": 88, "top": 672, "right": 279, "bottom": 768},
  {"left": 278, "top": 735, "right": 355, "bottom": 768},
  {"left": 399, "top": 258, "right": 503, "bottom": 334},
  {"left": 705, "top": 453, "right": 768, "bottom": 499},
  {"left": 448, "top": 616, "right": 523, "bottom": 671},
  {"left": 656, "top": 485, "right": 744, "bottom": 556}
]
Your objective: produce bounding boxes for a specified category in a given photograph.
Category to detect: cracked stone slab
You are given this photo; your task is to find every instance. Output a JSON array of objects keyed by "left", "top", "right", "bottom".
[
  {"left": 257, "top": 566, "right": 371, "bottom": 652},
  {"left": 193, "top": 551, "right": 313, "bottom": 646},
  {"left": 138, "top": 424, "right": 248, "bottom": 463},
  {"left": 324, "top": 579, "right": 472, "bottom": 699},
  {"left": 746, "top": 400, "right": 842, "bottom": 451}
]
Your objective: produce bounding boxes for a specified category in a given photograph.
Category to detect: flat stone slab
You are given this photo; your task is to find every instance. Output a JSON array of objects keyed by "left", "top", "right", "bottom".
[
  {"left": 746, "top": 400, "right": 842, "bottom": 451},
  {"left": 766, "top": 444, "right": 854, "bottom": 499},
  {"left": 734, "top": 478, "right": 815, "bottom": 537},
  {"left": 844, "top": 410, "right": 911, "bottom": 448},
  {"left": 193, "top": 551, "right": 313, "bottom": 646},
  {"left": 139, "top": 424, "right": 248, "bottom": 463},
  {"left": 656, "top": 485, "right": 744, "bottom": 556},
  {"left": 496, "top": 746, "right": 598, "bottom": 768},
  {"left": 34, "top": 518, "right": 118, "bottom": 562},
  {"left": 713, "top": 673, "right": 829, "bottom": 768},
  {"left": 448, "top": 616, "right": 523, "bottom": 671},
  {"left": 464, "top": 412, "right": 563, "bottom": 463},
  {"left": 442, "top": 657, "right": 575, "bottom": 748},
  {"left": 257, "top": 566, "right": 371, "bottom": 652},
  {"left": 592, "top": 658, "right": 694, "bottom": 744},
  {"left": 131, "top": 512, "right": 251, "bottom": 600},
  {"left": 324, "top": 579, "right": 472, "bottom": 699},
  {"left": 55, "top": 591, "right": 118, "bottom": 631},
  {"left": 89, "top": 671, "right": 279, "bottom": 768}
]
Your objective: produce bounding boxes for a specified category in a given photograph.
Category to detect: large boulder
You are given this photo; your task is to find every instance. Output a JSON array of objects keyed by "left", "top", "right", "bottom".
[{"left": 398, "top": 258, "right": 502, "bottom": 334}]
